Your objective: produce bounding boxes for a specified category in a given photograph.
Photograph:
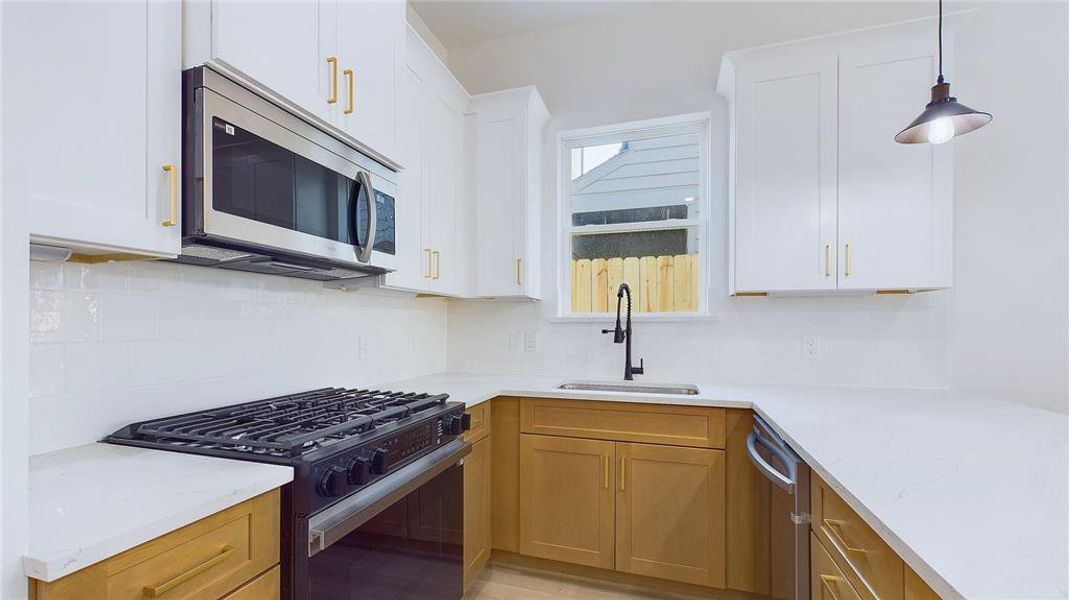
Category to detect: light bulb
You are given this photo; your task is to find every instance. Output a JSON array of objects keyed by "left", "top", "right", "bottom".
[{"left": 927, "top": 117, "right": 955, "bottom": 144}]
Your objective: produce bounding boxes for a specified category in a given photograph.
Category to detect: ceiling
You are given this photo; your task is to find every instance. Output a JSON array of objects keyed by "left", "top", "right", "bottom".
[{"left": 409, "top": 0, "right": 648, "bottom": 49}]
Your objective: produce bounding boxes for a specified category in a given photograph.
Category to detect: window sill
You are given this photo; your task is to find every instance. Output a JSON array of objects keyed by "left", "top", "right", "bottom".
[{"left": 548, "top": 313, "right": 719, "bottom": 324}]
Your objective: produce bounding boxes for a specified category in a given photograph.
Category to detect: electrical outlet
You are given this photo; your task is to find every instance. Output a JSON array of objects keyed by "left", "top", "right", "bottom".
[
  {"left": 358, "top": 334, "right": 371, "bottom": 359},
  {"left": 508, "top": 332, "right": 522, "bottom": 354},
  {"left": 523, "top": 331, "right": 539, "bottom": 353},
  {"left": 801, "top": 336, "right": 821, "bottom": 359}
]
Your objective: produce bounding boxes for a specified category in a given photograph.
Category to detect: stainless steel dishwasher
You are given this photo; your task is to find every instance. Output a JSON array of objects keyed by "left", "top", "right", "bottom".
[{"left": 747, "top": 414, "right": 811, "bottom": 600}]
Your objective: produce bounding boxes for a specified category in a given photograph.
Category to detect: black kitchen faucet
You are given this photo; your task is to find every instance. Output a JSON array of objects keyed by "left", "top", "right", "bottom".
[{"left": 602, "top": 283, "right": 644, "bottom": 380}]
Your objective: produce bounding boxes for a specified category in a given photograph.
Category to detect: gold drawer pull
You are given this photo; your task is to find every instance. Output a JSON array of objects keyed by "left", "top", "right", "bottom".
[
  {"left": 825, "top": 243, "right": 832, "bottom": 277},
  {"left": 824, "top": 518, "right": 868, "bottom": 554},
  {"left": 844, "top": 244, "right": 852, "bottom": 277},
  {"left": 432, "top": 250, "right": 440, "bottom": 280},
  {"left": 602, "top": 455, "right": 609, "bottom": 489},
  {"left": 619, "top": 456, "right": 626, "bottom": 491},
  {"left": 516, "top": 258, "right": 523, "bottom": 285},
  {"left": 820, "top": 574, "right": 845, "bottom": 600},
  {"left": 161, "top": 164, "right": 178, "bottom": 227},
  {"left": 326, "top": 56, "right": 338, "bottom": 104},
  {"left": 343, "top": 68, "right": 354, "bottom": 115},
  {"left": 143, "top": 544, "right": 234, "bottom": 597},
  {"left": 425, "top": 248, "right": 432, "bottom": 279}
]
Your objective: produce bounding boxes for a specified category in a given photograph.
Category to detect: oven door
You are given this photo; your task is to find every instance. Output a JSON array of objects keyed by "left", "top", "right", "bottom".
[
  {"left": 302, "top": 439, "right": 470, "bottom": 600},
  {"left": 195, "top": 84, "right": 398, "bottom": 270}
]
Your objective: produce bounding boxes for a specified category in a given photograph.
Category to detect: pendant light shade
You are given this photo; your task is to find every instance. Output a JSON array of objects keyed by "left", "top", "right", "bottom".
[
  {"left": 894, "top": 81, "right": 992, "bottom": 144},
  {"left": 894, "top": 0, "right": 991, "bottom": 144}
]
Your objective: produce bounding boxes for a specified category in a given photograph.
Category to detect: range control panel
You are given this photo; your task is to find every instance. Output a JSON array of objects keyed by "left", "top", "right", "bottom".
[{"left": 306, "top": 405, "right": 467, "bottom": 513}]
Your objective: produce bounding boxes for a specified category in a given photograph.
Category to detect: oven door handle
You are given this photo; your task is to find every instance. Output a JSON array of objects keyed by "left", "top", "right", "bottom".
[
  {"left": 307, "top": 438, "right": 471, "bottom": 557},
  {"left": 355, "top": 170, "right": 376, "bottom": 264}
]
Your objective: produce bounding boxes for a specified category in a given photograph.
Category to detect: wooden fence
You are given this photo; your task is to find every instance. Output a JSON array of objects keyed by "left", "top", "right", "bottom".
[{"left": 570, "top": 254, "right": 700, "bottom": 314}]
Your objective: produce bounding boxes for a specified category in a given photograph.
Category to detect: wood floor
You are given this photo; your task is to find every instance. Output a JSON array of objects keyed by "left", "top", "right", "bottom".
[{"left": 464, "top": 563, "right": 723, "bottom": 600}]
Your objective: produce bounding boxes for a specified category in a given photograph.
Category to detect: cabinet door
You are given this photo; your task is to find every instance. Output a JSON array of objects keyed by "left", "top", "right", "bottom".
[
  {"left": 212, "top": 0, "right": 327, "bottom": 122},
  {"left": 519, "top": 435, "right": 615, "bottom": 569},
  {"left": 837, "top": 30, "right": 952, "bottom": 290},
  {"left": 12, "top": 0, "right": 181, "bottom": 256},
  {"left": 383, "top": 57, "right": 429, "bottom": 291},
  {"left": 615, "top": 442, "right": 726, "bottom": 588},
  {"left": 463, "top": 437, "right": 492, "bottom": 589},
  {"left": 733, "top": 52, "right": 838, "bottom": 293},
  {"left": 335, "top": 0, "right": 403, "bottom": 159},
  {"left": 424, "top": 90, "right": 464, "bottom": 295},
  {"left": 474, "top": 101, "right": 525, "bottom": 297}
]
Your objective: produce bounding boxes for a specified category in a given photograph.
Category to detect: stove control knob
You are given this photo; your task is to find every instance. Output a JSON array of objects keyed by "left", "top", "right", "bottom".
[
  {"left": 369, "top": 449, "right": 387, "bottom": 475},
  {"left": 318, "top": 466, "right": 347, "bottom": 497},
  {"left": 446, "top": 414, "right": 470, "bottom": 436},
  {"left": 347, "top": 457, "right": 371, "bottom": 485}
]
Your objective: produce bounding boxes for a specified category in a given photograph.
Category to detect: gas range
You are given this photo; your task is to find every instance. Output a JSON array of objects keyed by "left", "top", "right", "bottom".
[{"left": 106, "top": 387, "right": 471, "bottom": 599}]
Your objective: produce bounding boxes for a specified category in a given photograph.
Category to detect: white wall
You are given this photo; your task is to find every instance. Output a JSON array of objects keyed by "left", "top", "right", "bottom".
[
  {"left": 28, "top": 261, "right": 449, "bottom": 455},
  {"left": 445, "top": 2, "right": 1069, "bottom": 412}
]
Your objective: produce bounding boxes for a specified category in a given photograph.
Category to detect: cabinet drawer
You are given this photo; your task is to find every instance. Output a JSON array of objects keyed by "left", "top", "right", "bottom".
[
  {"left": 812, "top": 475, "right": 903, "bottom": 600},
  {"left": 520, "top": 398, "right": 726, "bottom": 449},
  {"left": 222, "top": 566, "right": 280, "bottom": 600},
  {"left": 465, "top": 402, "right": 491, "bottom": 443},
  {"left": 32, "top": 490, "right": 280, "bottom": 600},
  {"left": 813, "top": 533, "right": 863, "bottom": 600}
]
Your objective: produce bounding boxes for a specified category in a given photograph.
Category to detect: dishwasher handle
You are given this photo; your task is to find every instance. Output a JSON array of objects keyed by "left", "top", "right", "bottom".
[{"left": 747, "top": 430, "right": 797, "bottom": 494}]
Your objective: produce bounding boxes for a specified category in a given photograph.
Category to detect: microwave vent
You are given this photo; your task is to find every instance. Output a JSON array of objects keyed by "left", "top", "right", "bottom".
[{"left": 182, "top": 244, "right": 256, "bottom": 262}]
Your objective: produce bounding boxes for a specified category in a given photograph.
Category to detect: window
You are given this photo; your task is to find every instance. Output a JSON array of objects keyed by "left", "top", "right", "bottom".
[{"left": 558, "top": 113, "right": 711, "bottom": 318}]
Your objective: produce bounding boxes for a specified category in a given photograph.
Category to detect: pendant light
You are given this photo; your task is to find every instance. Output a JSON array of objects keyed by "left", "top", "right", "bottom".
[{"left": 895, "top": 0, "right": 991, "bottom": 144}]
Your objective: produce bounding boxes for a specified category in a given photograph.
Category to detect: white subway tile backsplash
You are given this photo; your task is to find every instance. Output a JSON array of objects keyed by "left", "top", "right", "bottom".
[{"left": 29, "top": 260, "right": 448, "bottom": 454}]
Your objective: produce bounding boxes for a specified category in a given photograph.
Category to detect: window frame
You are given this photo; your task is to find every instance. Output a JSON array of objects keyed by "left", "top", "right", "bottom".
[{"left": 556, "top": 112, "right": 714, "bottom": 320}]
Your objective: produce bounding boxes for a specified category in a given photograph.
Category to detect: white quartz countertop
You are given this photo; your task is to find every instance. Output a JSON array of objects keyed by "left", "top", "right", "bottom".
[
  {"left": 26, "top": 443, "right": 293, "bottom": 582},
  {"left": 381, "top": 371, "right": 1069, "bottom": 600}
]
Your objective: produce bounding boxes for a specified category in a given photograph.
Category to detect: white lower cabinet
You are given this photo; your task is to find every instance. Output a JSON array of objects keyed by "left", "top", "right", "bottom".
[
  {"left": 720, "top": 18, "right": 953, "bottom": 295},
  {"left": 7, "top": 0, "right": 182, "bottom": 257}
]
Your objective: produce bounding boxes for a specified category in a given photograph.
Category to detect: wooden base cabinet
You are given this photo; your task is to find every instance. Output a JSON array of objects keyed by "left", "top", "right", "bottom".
[
  {"left": 518, "top": 433, "right": 727, "bottom": 587},
  {"left": 464, "top": 436, "right": 493, "bottom": 589},
  {"left": 30, "top": 490, "right": 280, "bottom": 600},
  {"left": 616, "top": 442, "right": 726, "bottom": 588},
  {"left": 519, "top": 434, "right": 617, "bottom": 569}
]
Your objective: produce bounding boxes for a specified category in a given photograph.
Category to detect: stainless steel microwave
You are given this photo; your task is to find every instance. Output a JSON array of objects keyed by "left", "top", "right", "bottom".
[{"left": 177, "top": 67, "right": 397, "bottom": 281}]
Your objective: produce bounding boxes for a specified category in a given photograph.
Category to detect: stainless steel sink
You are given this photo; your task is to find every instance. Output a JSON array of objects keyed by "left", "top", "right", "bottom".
[{"left": 556, "top": 382, "right": 700, "bottom": 396}]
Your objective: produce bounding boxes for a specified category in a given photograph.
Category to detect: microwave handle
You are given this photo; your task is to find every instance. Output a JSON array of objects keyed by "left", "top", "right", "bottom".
[{"left": 355, "top": 170, "right": 376, "bottom": 263}]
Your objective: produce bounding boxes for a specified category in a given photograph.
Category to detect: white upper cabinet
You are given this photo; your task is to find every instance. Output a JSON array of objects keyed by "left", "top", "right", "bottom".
[
  {"left": 719, "top": 18, "right": 954, "bottom": 295},
  {"left": 837, "top": 27, "right": 952, "bottom": 291},
  {"left": 470, "top": 88, "right": 550, "bottom": 299},
  {"left": 187, "top": 0, "right": 403, "bottom": 165},
  {"left": 728, "top": 51, "right": 838, "bottom": 294},
  {"left": 383, "top": 25, "right": 471, "bottom": 297},
  {"left": 8, "top": 0, "right": 182, "bottom": 257}
]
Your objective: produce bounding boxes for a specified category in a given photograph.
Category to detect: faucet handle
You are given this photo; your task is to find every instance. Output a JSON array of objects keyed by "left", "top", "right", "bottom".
[
  {"left": 633, "top": 359, "right": 644, "bottom": 375},
  {"left": 601, "top": 329, "right": 613, "bottom": 334}
]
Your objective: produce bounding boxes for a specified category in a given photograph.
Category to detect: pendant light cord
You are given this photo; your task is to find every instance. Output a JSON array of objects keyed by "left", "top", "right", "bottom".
[{"left": 937, "top": 0, "right": 944, "bottom": 83}]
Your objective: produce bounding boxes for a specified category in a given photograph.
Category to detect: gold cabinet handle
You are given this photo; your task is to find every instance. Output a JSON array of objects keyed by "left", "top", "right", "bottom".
[
  {"left": 820, "top": 574, "right": 845, "bottom": 600},
  {"left": 343, "top": 68, "right": 354, "bottom": 115},
  {"left": 619, "top": 456, "right": 626, "bottom": 491},
  {"left": 161, "top": 164, "right": 178, "bottom": 227},
  {"left": 432, "top": 250, "right": 440, "bottom": 280},
  {"left": 516, "top": 258, "right": 523, "bottom": 285},
  {"left": 326, "top": 56, "right": 338, "bottom": 104},
  {"left": 844, "top": 244, "right": 852, "bottom": 277},
  {"left": 143, "top": 545, "right": 233, "bottom": 597},
  {"left": 603, "top": 455, "right": 609, "bottom": 489},
  {"left": 825, "top": 244, "right": 832, "bottom": 277},
  {"left": 424, "top": 249, "right": 432, "bottom": 279},
  {"left": 823, "top": 518, "right": 868, "bottom": 554}
]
